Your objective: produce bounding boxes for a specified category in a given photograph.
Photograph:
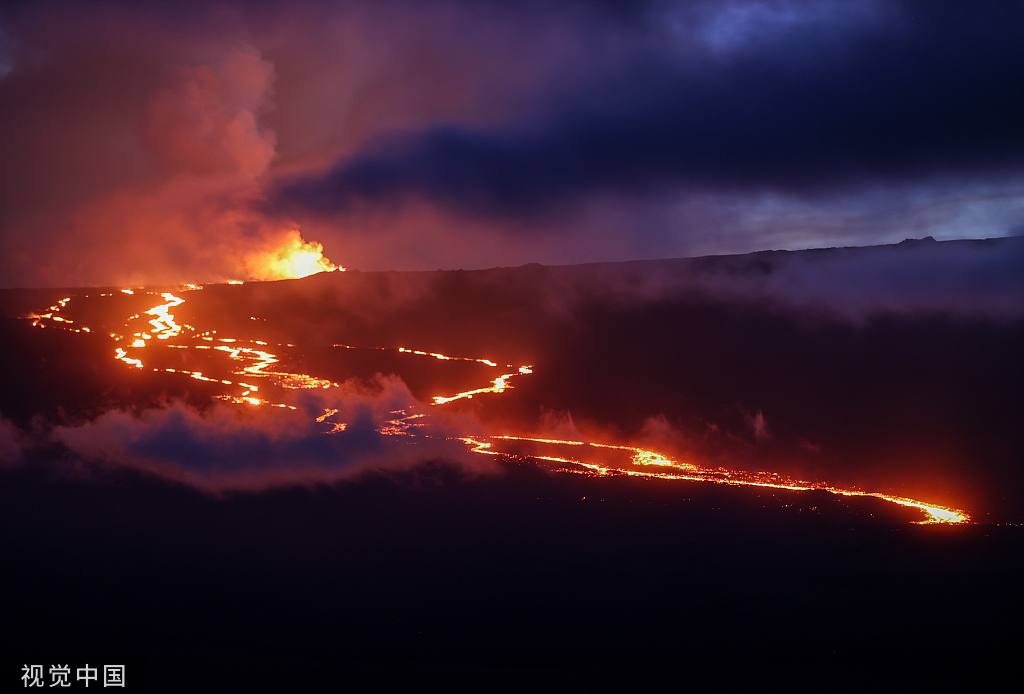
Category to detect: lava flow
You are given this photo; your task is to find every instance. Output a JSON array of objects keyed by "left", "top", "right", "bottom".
[
  {"left": 459, "top": 436, "right": 967, "bottom": 524},
  {"left": 22, "top": 287, "right": 970, "bottom": 525}
]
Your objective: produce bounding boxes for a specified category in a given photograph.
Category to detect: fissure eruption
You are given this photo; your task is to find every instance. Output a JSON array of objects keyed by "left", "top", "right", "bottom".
[{"left": 23, "top": 288, "right": 969, "bottom": 524}]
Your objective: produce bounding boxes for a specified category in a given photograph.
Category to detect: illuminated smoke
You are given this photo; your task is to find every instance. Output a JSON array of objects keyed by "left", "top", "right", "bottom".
[
  {"left": 745, "top": 408, "right": 771, "bottom": 443},
  {"left": 143, "top": 46, "right": 339, "bottom": 281},
  {"left": 244, "top": 230, "right": 340, "bottom": 280},
  {"left": 8, "top": 45, "right": 338, "bottom": 286},
  {"left": 145, "top": 45, "right": 278, "bottom": 178}
]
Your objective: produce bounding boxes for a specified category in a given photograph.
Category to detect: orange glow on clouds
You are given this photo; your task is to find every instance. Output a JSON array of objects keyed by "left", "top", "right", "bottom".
[{"left": 5, "top": 46, "right": 344, "bottom": 288}]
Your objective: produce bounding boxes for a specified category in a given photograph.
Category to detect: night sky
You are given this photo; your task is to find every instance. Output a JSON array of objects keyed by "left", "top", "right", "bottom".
[{"left": 1, "top": 0, "right": 1022, "bottom": 286}]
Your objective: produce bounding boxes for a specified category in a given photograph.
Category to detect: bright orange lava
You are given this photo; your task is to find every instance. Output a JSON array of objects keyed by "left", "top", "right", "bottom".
[
  {"left": 22, "top": 287, "right": 970, "bottom": 525},
  {"left": 244, "top": 232, "right": 342, "bottom": 281},
  {"left": 460, "top": 435, "right": 967, "bottom": 524}
]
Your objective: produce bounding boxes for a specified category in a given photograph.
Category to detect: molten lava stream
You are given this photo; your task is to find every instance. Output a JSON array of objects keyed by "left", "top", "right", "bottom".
[
  {"left": 458, "top": 435, "right": 969, "bottom": 525},
  {"left": 21, "top": 288, "right": 970, "bottom": 525}
]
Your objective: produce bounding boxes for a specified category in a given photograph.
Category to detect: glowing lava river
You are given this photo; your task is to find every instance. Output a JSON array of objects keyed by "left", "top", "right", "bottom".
[{"left": 22, "top": 285, "right": 969, "bottom": 525}]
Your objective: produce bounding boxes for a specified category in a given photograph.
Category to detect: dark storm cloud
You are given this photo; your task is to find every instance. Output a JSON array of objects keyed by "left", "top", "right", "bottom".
[{"left": 279, "top": 0, "right": 1024, "bottom": 217}]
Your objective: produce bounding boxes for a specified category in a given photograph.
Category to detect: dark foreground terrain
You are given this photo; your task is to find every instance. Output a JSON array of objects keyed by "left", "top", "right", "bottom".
[{"left": 3, "top": 461, "right": 1022, "bottom": 690}]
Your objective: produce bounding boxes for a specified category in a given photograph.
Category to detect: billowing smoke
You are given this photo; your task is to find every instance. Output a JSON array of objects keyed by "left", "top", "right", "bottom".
[
  {"left": 5, "top": 44, "right": 335, "bottom": 286},
  {"left": 45, "top": 376, "right": 487, "bottom": 492},
  {"left": 144, "top": 45, "right": 278, "bottom": 178}
]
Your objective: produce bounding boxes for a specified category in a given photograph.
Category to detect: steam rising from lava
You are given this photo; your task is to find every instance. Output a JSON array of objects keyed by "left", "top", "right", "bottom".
[{"left": 49, "top": 381, "right": 484, "bottom": 492}]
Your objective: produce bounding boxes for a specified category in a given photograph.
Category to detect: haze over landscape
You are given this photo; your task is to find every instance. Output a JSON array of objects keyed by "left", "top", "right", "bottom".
[{"left": 1, "top": 1, "right": 1022, "bottom": 690}]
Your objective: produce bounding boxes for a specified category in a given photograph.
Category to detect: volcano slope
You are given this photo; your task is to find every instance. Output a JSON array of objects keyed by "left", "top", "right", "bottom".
[{"left": 1, "top": 237, "right": 1022, "bottom": 689}]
